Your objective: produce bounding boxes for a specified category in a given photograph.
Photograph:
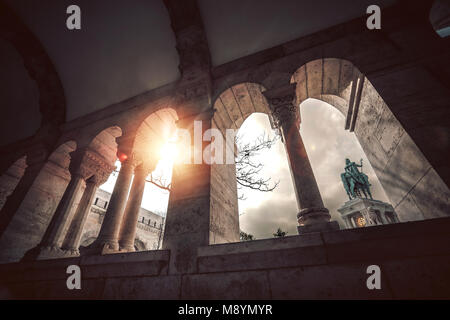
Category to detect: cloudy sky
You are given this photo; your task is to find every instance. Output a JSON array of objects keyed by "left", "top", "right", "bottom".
[{"left": 100, "top": 98, "right": 389, "bottom": 240}]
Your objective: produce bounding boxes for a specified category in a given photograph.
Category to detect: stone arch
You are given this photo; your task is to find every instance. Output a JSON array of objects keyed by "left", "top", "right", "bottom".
[
  {"left": 85, "top": 126, "right": 123, "bottom": 170},
  {"left": 0, "top": 156, "right": 27, "bottom": 211},
  {"left": 430, "top": 0, "right": 450, "bottom": 38},
  {"left": 0, "top": 140, "right": 77, "bottom": 262},
  {"left": 209, "top": 83, "right": 279, "bottom": 244},
  {"left": 291, "top": 58, "right": 450, "bottom": 222},
  {"left": 132, "top": 108, "right": 178, "bottom": 168},
  {"left": 212, "top": 82, "right": 270, "bottom": 131},
  {"left": 0, "top": 2, "right": 66, "bottom": 146}
]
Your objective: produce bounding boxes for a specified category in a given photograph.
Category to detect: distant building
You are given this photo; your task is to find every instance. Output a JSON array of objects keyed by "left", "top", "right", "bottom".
[{"left": 80, "top": 189, "right": 165, "bottom": 251}]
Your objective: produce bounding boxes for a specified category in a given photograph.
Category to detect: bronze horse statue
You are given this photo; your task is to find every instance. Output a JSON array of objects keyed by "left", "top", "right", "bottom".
[{"left": 340, "top": 158, "right": 373, "bottom": 200}]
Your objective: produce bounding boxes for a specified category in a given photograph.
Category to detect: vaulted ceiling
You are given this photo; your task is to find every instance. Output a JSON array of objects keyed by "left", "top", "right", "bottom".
[{"left": 3, "top": 0, "right": 397, "bottom": 124}]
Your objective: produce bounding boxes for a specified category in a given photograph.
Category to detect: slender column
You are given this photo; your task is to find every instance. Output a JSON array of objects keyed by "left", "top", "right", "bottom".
[
  {"left": 118, "top": 164, "right": 148, "bottom": 252},
  {"left": 263, "top": 85, "right": 338, "bottom": 234},
  {"left": 62, "top": 174, "right": 103, "bottom": 254},
  {"left": 22, "top": 150, "right": 92, "bottom": 260},
  {"left": 40, "top": 174, "right": 85, "bottom": 249},
  {"left": 86, "top": 156, "right": 136, "bottom": 254},
  {"left": 344, "top": 217, "right": 352, "bottom": 229}
]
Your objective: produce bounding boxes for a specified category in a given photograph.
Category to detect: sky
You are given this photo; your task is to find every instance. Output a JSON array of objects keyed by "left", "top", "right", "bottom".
[{"left": 99, "top": 98, "right": 389, "bottom": 239}]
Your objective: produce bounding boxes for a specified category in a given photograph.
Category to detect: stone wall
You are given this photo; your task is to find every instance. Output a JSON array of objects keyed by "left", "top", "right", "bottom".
[
  {"left": 1, "top": 216, "right": 449, "bottom": 299},
  {"left": 0, "top": 156, "right": 26, "bottom": 210},
  {"left": 354, "top": 80, "right": 450, "bottom": 222}
]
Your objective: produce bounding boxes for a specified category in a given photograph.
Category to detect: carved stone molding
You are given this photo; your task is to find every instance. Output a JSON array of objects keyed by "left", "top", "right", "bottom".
[
  {"left": 69, "top": 149, "right": 115, "bottom": 181},
  {"left": 263, "top": 84, "right": 300, "bottom": 128}
]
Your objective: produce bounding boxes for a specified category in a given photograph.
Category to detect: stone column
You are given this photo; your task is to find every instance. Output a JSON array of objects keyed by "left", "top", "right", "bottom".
[
  {"left": 263, "top": 84, "right": 339, "bottom": 234},
  {"left": 23, "top": 150, "right": 89, "bottom": 260},
  {"left": 344, "top": 217, "right": 352, "bottom": 229},
  {"left": 0, "top": 145, "right": 48, "bottom": 241},
  {"left": 61, "top": 168, "right": 110, "bottom": 255},
  {"left": 118, "top": 163, "right": 148, "bottom": 252},
  {"left": 84, "top": 154, "right": 136, "bottom": 254}
]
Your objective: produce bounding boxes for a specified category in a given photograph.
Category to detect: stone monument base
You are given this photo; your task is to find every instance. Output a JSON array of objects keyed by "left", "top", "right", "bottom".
[{"left": 338, "top": 198, "right": 399, "bottom": 229}]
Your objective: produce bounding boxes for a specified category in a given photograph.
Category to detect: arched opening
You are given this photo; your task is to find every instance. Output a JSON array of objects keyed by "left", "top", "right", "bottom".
[
  {"left": 299, "top": 98, "right": 390, "bottom": 228},
  {"left": 291, "top": 58, "right": 450, "bottom": 223},
  {"left": 212, "top": 83, "right": 295, "bottom": 241},
  {"left": 0, "top": 39, "right": 41, "bottom": 147},
  {"left": 61, "top": 126, "right": 122, "bottom": 253},
  {"left": 0, "top": 140, "right": 76, "bottom": 262},
  {"left": 430, "top": 0, "right": 450, "bottom": 38},
  {"left": 0, "top": 156, "right": 27, "bottom": 211},
  {"left": 237, "top": 113, "right": 296, "bottom": 239},
  {"left": 80, "top": 109, "right": 177, "bottom": 252}
]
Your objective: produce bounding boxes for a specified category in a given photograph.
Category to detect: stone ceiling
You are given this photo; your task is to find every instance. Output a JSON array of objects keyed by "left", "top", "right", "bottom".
[{"left": 4, "top": 0, "right": 397, "bottom": 122}]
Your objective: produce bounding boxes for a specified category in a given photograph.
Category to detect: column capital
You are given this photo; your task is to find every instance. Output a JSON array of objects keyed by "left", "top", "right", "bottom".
[
  {"left": 263, "top": 84, "right": 300, "bottom": 129},
  {"left": 69, "top": 148, "right": 115, "bottom": 181}
]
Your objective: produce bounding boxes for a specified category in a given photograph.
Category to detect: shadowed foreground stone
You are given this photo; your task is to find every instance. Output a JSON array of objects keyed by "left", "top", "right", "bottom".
[{"left": 1, "top": 217, "right": 450, "bottom": 299}]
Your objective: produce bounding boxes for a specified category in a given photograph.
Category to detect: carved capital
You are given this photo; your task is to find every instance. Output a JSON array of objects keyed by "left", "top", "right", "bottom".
[
  {"left": 263, "top": 84, "right": 300, "bottom": 128},
  {"left": 69, "top": 149, "right": 115, "bottom": 181}
]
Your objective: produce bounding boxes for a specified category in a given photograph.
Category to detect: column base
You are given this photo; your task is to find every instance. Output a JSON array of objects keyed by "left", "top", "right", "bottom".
[
  {"left": 79, "top": 240, "right": 120, "bottom": 256},
  {"left": 22, "top": 245, "right": 80, "bottom": 261},
  {"left": 297, "top": 220, "right": 340, "bottom": 234},
  {"left": 297, "top": 207, "right": 331, "bottom": 225}
]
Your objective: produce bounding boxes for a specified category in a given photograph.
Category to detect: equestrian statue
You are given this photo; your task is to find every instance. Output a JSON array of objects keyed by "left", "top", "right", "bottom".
[{"left": 340, "top": 158, "right": 373, "bottom": 200}]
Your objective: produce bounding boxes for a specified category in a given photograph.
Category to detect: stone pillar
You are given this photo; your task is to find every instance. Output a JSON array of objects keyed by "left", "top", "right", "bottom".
[
  {"left": 84, "top": 154, "right": 136, "bottom": 254},
  {"left": 22, "top": 149, "right": 99, "bottom": 260},
  {"left": 344, "top": 217, "right": 352, "bottom": 229},
  {"left": 62, "top": 170, "right": 109, "bottom": 255},
  {"left": 118, "top": 164, "right": 148, "bottom": 252},
  {"left": 162, "top": 110, "right": 217, "bottom": 274},
  {"left": 263, "top": 84, "right": 339, "bottom": 234},
  {"left": 0, "top": 145, "right": 48, "bottom": 241}
]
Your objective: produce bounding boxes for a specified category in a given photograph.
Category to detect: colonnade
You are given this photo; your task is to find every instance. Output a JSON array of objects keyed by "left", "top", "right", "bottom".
[{"left": 2, "top": 86, "right": 335, "bottom": 263}]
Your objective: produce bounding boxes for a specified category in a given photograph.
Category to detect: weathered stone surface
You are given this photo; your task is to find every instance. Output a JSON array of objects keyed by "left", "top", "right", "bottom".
[
  {"left": 375, "top": 103, "right": 405, "bottom": 158},
  {"left": 322, "top": 58, "right": 340, "bottom": 96},
  {"left": 269, "top": 264, "right": 392, "bottom": 299},
  {"left": 103, "top": 275, "right": 181, "bottom": 299},
  {"left": 410, "top": 168, "right": 450, "bottom": 219},
  {"left": 382, "top": 255, "right": 450, "bottom": 299},
  {"left": 394, "top": 192, "right": 424, "bottom": 223},
  {"left": 198, "top": 245, "right": 326, "bottom": 273},
  {"left": 382, "top": 133, "right": 431, "bottom": 207},
  {"left": 181, "top": 271, "right": 270, "bottom": 299},
  {"left": 305, "top": 59, "right": 323, "bottom": 98}
]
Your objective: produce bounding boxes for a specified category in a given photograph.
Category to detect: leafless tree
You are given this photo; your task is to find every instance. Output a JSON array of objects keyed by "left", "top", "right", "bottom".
[{"left": 235, "top": 132, "right": 280, "bottom": 200}]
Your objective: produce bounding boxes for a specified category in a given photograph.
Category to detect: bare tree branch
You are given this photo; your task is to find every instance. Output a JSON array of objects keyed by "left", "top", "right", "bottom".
[
  {"left": 235, "top": 132, "right": 280, "bottom": 198},
  {"left": 145, "top": 173, "right": 171, "bottom": 192}
]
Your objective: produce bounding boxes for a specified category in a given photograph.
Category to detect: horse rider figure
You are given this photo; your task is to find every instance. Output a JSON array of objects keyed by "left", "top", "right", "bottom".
[{"left": 341, "top": 158, "right": 373, "bottom": 200}]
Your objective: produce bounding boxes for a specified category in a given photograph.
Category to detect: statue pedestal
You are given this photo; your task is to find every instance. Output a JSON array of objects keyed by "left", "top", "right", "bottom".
[{"left": 337, "top": 198, "right": 399, "bottom": 229}]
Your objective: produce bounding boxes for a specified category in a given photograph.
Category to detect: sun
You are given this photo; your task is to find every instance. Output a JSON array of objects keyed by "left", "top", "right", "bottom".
[
  {"left": 159, "top": 134, "right": 179, "bottom": 163},
  {"left": 160, "top": 142, "right": 178, "bottom": 161}
]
